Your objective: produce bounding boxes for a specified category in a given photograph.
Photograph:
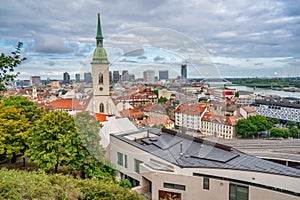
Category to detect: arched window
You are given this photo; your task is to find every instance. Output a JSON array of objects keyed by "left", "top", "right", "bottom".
[
  {"left": 99, "top": 73, "right": 104, "bottom": 84},
  {"left": 99, "top": 103, "right": 104, "bottom": 113}
]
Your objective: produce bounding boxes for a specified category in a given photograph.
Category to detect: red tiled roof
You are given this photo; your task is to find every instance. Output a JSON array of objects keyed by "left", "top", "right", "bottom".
[
  {"left": 241, "top": 106, "right": 256, "bottom": 113},
  {"left": 94, "top": 113, "right": 107, "bottom": 122},
  {"left": 202, "top": 112, "right": 242, "bottom": 126},
  {"left": 49, "top": 98, "right": 87, "bottom": 110},
  {"left": 121, "top": 109, "right": 144, "bottom": 118},
  {"left": 143, "top": 102, "right": 153, "bottom": 112},
  {"left": 175, "top": 103, "right": 209, "bottom": 115}
]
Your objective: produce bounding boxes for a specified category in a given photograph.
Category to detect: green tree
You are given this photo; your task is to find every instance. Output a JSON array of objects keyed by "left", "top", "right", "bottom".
[
  {"left": 248, "top": 115, "right": 272, "bottom": 132},
  {"left": 289, "top": 127, "right": 299, "bottom": 138},
  {"left": 26, "top": 110, "right": 76, "bottom": 173},
  {"left": 235, "top": 119, "right": 257, "bottom": 137},
  {"left": 285, "top": 121, "right": 297, "bottom": 129},
  {"left": 0, "top": 103, "right": 30, "bottom": 163},
  {"left": 269, "top": 118, "right": 280, "bottom": 125},
  {"left": 158, "top": 97, "right": 168, "bottom": 103},
  {"left": 270, "top": 128, "right": 290, "bottom": 138},
  {"left": 119, "top": 178, "right": 132, "bottom": 188},
  {"left": 68, "top": 112, "right": 107, "bottom": 179},
  {"left": 0, "top": 95, "right": 40, "bottom": 122},
  {"left": 0, "top": 42, "right": 26, "bottom": 92}
]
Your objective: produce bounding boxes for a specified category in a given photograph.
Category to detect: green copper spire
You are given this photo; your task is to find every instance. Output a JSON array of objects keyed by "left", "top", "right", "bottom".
[
  {"left": 92, "top": 12, "right": 109, "bottom": 64},
  {"left": 96, "top": 12, "right": 104, "bottom": 47}
]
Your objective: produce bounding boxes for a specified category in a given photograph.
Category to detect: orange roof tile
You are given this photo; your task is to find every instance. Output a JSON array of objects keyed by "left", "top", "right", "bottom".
[
  {"left": 242, "top": 106, "right": 256, "bottom": 113},
  {"left": 94, "top": 113, "right": 107, "bottom": 122},
  {"left": 49, "top": 98, "right": 87, "bottom": 110},
  {"left": 121, "top": 109, "right": 144, "bottom": 118},
  {"left": 175, "top": 103, "right": 209, "bottom": 115}
]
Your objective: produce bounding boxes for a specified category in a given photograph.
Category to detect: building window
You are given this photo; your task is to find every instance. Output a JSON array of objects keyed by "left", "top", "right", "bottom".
[
  {"left": 203, "top": 177, "right": 209, "bottom": 190},
  {"left": 164, "top": 182, "right": 186, "bottom": 191},
  {"left": 117, "top": 152, "right": 123, "bottom": 166},
  {"left": 99, "top": 103, "right": 104, "bottom": 113},
  {"left": 134, "top": 159, "right": 143, "bottom": 174},
  {"left": 124, "top": 155, "right": 128, "bottom": 168},
  {"left": 229, "top": 183, "right": 248, "bottom": 200},
  {"left": 99, "top": 73, "right": 103, "bottom": 84}
]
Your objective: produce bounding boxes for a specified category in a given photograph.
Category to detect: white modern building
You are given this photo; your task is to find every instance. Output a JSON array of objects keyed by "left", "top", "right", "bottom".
[
  {"left": 143, "top": 70, "right": 155, "bottom": 83},
  {"left": 110, "top": 128, "right": 300, "bottom": 200},
  {"left": 251, "top": 98, "right": 300, "bottom": 122}
]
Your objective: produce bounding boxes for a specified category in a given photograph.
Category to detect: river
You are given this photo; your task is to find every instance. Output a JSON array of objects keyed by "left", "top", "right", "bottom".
[{"left": 226, "top": 85, "right": 300, "bottom": 98}]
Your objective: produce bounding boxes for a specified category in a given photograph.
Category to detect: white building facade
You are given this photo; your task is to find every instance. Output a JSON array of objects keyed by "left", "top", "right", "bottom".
[{"left": 110, "top": 128, "right": 300, "bottom": 200}]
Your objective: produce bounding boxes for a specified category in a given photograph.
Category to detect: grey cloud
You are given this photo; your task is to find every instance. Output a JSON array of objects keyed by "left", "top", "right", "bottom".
[
  {"left": 33, "top": 34, "right": 73, "bottom": 54},
  {"left": 123, "top": 48, "right": 144, "bottom": 56},
  {"left": 138, "top": 56, "right": 147, "bottom": 59},
  {"left": 0, "top": 0, "right": 299, "bottom": 78},
  {"left": 153, "top": 56, "right": 165, "bottom": 61}
]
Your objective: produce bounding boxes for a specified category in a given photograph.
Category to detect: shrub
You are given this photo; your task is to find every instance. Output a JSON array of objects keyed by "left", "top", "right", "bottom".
[{"left": 0, "top": 168, "right": 142, "bottom": 200}]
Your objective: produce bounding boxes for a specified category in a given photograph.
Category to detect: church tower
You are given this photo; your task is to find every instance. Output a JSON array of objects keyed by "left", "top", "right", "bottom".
[{"left": 91, "top": 12, "right": 111, "bottom": 114}]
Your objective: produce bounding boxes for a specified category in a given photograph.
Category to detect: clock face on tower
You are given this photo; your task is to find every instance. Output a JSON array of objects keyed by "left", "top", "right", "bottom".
[{"left": 99, "top": 87, "right": 103, "bottom": 91}]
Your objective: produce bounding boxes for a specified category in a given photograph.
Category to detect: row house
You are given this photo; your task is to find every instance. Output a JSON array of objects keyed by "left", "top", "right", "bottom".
[
  {"left": 175, "top": 103, "right": 248, "bottom": 139},
  {"left": 114, "top": 92, "right": 158, "bottom": 107},
  {"left": 201, "top": 113, "right": 242, "bottom": 139},
  {"left": 175, "top": 103, "right": 209, "bottom": 132}
]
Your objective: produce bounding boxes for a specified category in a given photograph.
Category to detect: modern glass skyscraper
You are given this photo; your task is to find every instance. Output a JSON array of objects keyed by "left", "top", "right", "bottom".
[
  {"left": 143, "top": 70, "right": 155, "bottom": 83},
  {"left": 75, "top": 73, "right": 80, "bottom": 82},
  {"left": 159, "top": 70, "right": 169, "bottom": 80},
  {"left": 63, "top": 72, "right": 70, "bottom": 84},
  {"left": 181, "top": 64, "right": 187, "bottom": 79}
]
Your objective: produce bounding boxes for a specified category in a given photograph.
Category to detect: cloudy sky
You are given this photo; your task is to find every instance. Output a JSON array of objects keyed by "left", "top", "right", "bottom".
[{"left": 0, "top": 0, "right": 299, "bottom": 79}]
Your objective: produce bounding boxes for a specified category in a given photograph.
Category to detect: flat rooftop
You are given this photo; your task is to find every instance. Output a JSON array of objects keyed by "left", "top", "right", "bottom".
[{"left": 112, "top": 128, "right": 300, "bottom": 178}]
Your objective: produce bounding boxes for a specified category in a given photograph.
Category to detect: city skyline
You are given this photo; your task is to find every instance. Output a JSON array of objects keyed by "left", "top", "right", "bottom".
[{"left": 1, "top": 1, "right": 300, "bottom": 79}]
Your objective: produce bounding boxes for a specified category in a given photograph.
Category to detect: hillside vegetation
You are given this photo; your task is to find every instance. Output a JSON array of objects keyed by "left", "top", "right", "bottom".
[{"left": 0, "top": 168, "right": 142, "bottom": 200}]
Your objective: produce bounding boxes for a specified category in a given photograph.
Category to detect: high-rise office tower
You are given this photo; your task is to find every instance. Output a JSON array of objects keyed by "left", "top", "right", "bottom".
[
  {"left": 181, "top": 64, "right": 187, "bottom": 79},
  {"left": 113, "top": 71, "right": 120, "bottom": 83},
  {"left": 129, "top": 74, "right": 135, "bottom": 82},
  {"left": 143, "top": 70, "right": 155, "bottom": 83},
  {"left": 159, "top": 70, "right": 169, "bottom": 80},
  {"left": 75, "top": 73, "right": 80, "bottom": 82},
  {"left": 84, "top": 72, "right": 92, "bottom": 83},
  {"left": 63, "top": 72, "right": 70, "bottom": 84},
  {"left": 121, "top": 70, "right": 129, "bottom": 82}
]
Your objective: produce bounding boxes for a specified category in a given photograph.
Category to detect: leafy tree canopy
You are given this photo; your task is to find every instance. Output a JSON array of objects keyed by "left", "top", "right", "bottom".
[
  {"left": 270, "top": 128, "right": 290, "bottom": 138},
  {"left": 26, "top": 110, "right": 77, "bottom": 173},
  {"left": 68, "top": 112, "right": 109, "bottom": 179},
  {"left": 236, "top": 119, "right": 257, "bottom": 137},
  {"left": 236, "top": 115, "right": 272, "bottom": 137},
  {"left": 0, "top": 42, "right": 26, "bottom": 92},
  {"left": 285, "top": 121, "right": 297, "bottom": 129},
  {"left": 0, "top": 103, "right": 30, "bottom": 161},
  {"left": 0, "top": 95, "right": 40, "bottom": 122}
]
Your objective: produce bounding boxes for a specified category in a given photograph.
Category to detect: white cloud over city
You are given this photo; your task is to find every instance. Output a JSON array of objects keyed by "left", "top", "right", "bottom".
[{"left": 0, "top": 0, "right": 299, "bottom": 79}]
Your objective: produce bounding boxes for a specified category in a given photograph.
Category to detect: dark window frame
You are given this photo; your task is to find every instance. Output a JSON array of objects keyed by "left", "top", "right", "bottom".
[
  {"left": 117, "top": 152, "right": 123, "bottom": 166},
  {"left": 164, "top": 182, "right": 186, "bottom": 191},
  {"left": 203, "top": 177, "right": 210, "bottom": 190}
]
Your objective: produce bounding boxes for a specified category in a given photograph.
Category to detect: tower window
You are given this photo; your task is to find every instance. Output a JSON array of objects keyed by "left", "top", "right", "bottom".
[
  {"left": 99, "top": 103, "right": 104, "bottom": 113},
  {"left": 99, "top": 73, "right": 104, "bottom": 84}
]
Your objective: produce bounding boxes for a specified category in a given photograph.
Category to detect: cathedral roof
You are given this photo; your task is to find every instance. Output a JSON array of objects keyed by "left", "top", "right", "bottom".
[{"left": 91, "top": 12, "right": 109, "bottom": 64}]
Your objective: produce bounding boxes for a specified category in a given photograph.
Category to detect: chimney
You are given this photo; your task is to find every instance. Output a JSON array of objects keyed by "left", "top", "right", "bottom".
[{"left": 180, "top": 142, "right": 183, "bottom": 156}]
